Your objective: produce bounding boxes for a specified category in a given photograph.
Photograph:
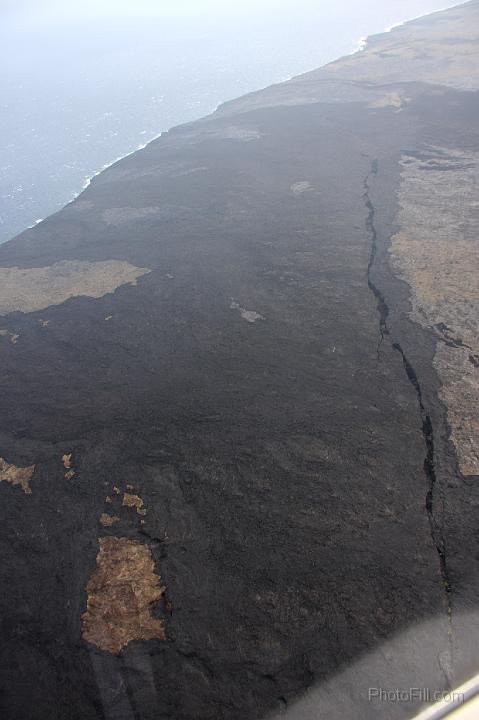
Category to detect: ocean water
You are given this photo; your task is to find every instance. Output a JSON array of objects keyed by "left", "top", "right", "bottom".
[{"left": 0, "top": 1, "right": 462, "bottom": 244}]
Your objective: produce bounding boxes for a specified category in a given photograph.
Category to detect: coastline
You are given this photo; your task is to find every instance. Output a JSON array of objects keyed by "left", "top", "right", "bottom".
[{"left": 19, "top": 0, "right": 469, "bottom": 239}]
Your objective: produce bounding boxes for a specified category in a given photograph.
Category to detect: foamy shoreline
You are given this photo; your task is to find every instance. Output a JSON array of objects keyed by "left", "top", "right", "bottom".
[
  {"left": 25, "top": 131, "right": 166, "bottom": 231},
  {"left": 27, "top": 1, "right": 467, "bottom": 233},
  {"left": 77, "top": 132, "right": 166, "bottom": 195},
  {"left": 280, "top": 0, "right": 464, "bottom": 88},
  {"left": 361, "top": 1, "right": 467, "bottom": 52}
]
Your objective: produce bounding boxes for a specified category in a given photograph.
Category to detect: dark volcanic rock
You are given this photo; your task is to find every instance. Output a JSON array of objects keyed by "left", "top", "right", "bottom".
[{"left": 0, "top": 3, "right": 478, "bottom": 719}]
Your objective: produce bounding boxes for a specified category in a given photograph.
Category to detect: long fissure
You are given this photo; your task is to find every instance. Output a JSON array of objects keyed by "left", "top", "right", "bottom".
[
  {"left": 364, "top": 162, "right": 389, "bottom": 355},
  {"left": 392, "top": 342, "right": 452, "bottom": 600},
  {"left": 363, "top": 160, "right": 453, "bottom": 641}
]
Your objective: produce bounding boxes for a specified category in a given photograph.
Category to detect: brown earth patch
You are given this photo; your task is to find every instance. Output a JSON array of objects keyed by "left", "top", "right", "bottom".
[
  {"left": 99, "top": 513, "right": 120, "bottom": 528},
  {"left": 0, "top": 457, "right": 35, "bottom": 494},
  {"left": 62, "top": 454, "right": 72, "bottom": 469},
  {"left": 123, "top": 493, "right": 147, "bottom": 516},
  {"left": 101, "top": 207, "right": 161, "bottom": 226},
  {"left": 81, "top": 537, "right": 166, "bottom": 655},
  {"left": 0, "top": 260, "right": 151, "bottom": 315},
  {"left": 389, "top": 148, "right": 479, "bottom": 475}
]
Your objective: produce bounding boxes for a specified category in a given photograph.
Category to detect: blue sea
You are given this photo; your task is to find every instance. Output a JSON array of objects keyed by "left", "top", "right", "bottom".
[{"left": 0, "top": 1, "right": 459, "bottom": 244}]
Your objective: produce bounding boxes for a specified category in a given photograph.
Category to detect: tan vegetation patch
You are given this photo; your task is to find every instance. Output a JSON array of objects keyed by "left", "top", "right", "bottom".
[
  {"left": 390, "top": 148, "right": 479, "bottom": 475},
  {"left": 0, "top": 260, "right": 151, "bottom": 316},
  {"left": 219, "top": 126, "right": 262, "bottom": 141},
  {"left": 181, "top": 125, "right": 263, "bottom": 143},
  {"left": 71, "top": 200, "right": 94, "bottom": 212},
  {"left": 123, "top": 493, "right": 147, "bottom": 516},
  {"left": 391, "top": 235, "right": 479, "bottom": 343},
  {"left": 0, "top": 457, "right": 35, "bottom": 494},
  {"left": 290, "top": 181, "right": 313, "bottom": 195},
  {"left": 101, "top": 207, "right": 161, "bottom": 226},
  {"left": 370, "top": 91, "right": 409, "bottom": 109},
  {"left": 99, "top": 513, "right": 120, "bottom": 527},
  {"left": 62, "top": 454, "right": 72, "bottom": 469},
  {"left": 81, "top": 537, "right": 166, "bottom": 655},
  {"left": 0, "top": 329, "right": 21, "bottom": 345},
  {"left": 436, "top": 344, "right": 479, "bottom": 477},
  {"left": 230, "top": 300, "right": 265, "bottom": 323},
  {"left": 62, "top": 453, "right": 76, "bottom": 479}
]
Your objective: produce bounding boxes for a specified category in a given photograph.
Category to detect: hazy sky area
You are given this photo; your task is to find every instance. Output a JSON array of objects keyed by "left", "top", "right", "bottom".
[{"left": 0, "top": 0, "right": 464, "bottom": 243}]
